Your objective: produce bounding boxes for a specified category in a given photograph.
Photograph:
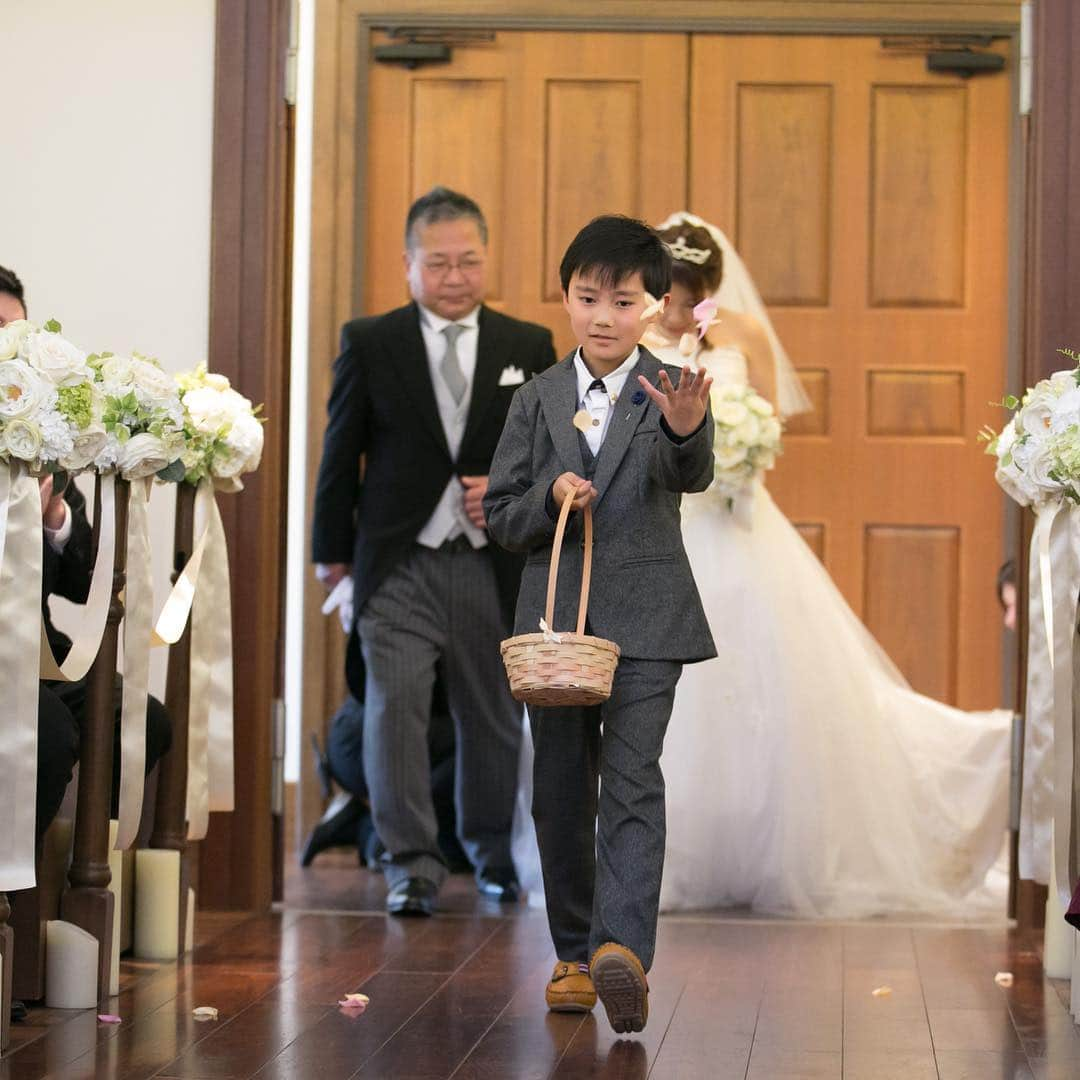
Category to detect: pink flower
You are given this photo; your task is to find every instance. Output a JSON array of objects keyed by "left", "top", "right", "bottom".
[{"left": 692, "top": 297, "right": 720, "bottom": 340}]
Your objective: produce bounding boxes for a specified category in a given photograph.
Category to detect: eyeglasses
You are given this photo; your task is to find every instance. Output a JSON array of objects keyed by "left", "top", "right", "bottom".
[{"left": 421, "top": 257, "right": 485, "bottom": 277}]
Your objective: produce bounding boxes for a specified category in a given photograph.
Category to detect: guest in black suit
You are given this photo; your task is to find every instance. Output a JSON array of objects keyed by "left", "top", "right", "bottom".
[
  {"left": 0, "top": 266, "right": 171, "bottom": 842},
  {"left": 312, "top": 188, "right": 555, "bottom": 915},
  {"left": 302, "top": 683, "right": 469, "bottom": 874},
  {"left": 38, "top": 478, "right": 172, "bottom": 826}
]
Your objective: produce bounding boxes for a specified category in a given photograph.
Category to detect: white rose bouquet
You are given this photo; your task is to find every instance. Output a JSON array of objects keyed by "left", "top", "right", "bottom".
[
  {"left": 984, "top": 348, "right": 1080, "bottom": 508},
  {"left": 88, "top": 350, "right": 186, "bottom": 480},
  {"left": 175, "top": 364, "right": 264, "bottom": 491},
  {"left": 0, "top": 318, "right": 109, "bottom": 474},
  {"left": 709, "top": 382, "right": 783, "bottom": 504}
]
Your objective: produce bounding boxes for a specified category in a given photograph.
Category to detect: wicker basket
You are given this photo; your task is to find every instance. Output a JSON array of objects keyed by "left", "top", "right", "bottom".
[{"left": 500, "top": 489, "right": 620, "bottom": 706}]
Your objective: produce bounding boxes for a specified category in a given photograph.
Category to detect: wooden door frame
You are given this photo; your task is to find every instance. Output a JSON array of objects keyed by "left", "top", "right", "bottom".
[
  {"left": 298, "top": 0, "right": 1025, "bottom": 863},
  {"left": 201, "top": 0, "right": 293, "bottom": 912},
  {"left": 1010, "top": 0, "right": 1080, "bottom": 932}
]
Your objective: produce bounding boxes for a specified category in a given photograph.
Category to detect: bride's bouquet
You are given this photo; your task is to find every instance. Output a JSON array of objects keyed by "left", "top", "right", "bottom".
[
  {"left": 175, "top": 363, "right": 264, "bottom": 491},
  {"left": 984, "top": 348, "right": 1080, "bottom": 509},
  {"left": 709, "top": 382, "right": 782, "bottom": 504}
]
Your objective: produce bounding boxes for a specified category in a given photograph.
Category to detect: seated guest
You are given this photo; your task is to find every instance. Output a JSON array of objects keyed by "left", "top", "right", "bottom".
[
  {"left": 303, "top": 676, "right": 469, "bottom": 873},
  {"left": 0, "top": 265, "right": 172, "bottom": 843},
  {"left": 997, "top": 558, "right": 1017, "bottom": 632}
]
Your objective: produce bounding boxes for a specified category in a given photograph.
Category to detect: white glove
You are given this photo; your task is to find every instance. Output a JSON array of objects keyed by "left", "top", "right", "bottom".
[{"left": 320, "top": 574, "right": 354, "bottom": 634}]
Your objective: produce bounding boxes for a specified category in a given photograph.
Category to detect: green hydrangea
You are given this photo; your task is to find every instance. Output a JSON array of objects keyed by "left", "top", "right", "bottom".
[{"left": 56, "top": 383, "right": 94, "bottom": 429}]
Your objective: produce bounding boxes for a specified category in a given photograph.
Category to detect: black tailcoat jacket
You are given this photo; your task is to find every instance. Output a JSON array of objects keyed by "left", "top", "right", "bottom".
[{"left": 312, "top": 301, "right": 555, "bottom": 696}]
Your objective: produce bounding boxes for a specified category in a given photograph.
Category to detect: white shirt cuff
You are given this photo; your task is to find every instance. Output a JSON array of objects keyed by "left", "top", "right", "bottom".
[{"left": 44, "top": 501, "right": 72, "bottom": 553}]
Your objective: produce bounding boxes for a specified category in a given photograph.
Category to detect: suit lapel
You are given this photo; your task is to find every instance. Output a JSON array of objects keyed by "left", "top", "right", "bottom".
[
  {"left": 590, "top": 349, "right": 657, "bottom": 506},
  {"left": 394, "top": 303, "right": 450, "bottom": 458},
  {"left": 536, "top": 355, "right": 586, "bottom": 476},
  {"left": 461, "top": 305, "right": 502, "bottom": 454}
]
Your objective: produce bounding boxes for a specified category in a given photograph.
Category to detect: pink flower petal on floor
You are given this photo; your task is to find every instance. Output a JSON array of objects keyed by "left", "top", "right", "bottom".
[
  {"left": 97, "top": 1014, "right": 122, "bottom": 1024},
  {"left": 338, "top": 991, "right": 370, "bottom": 1014},
  {"left": 193, "top": 1006, "right": 220, "bottom": 1021},
  {"left": 871, "top": 986, "right": 893, "bottom": 998}
]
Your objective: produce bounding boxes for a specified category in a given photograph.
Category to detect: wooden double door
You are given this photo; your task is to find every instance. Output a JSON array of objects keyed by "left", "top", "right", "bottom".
[{"left": 363, "top": 30, "right": 1011, "bottom": 709}]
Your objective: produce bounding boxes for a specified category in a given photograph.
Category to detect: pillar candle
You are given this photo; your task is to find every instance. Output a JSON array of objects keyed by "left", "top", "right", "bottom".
[
  {"left": 45, "top": 920, "right": 99, "bottom": 1010},
  {"left": 185, "top": 887, "right": 195, "bottom": 955},
  {"left": 119, "top": 848, "right": 135, "bottom": 953},
  {"left": 107, "top": 821, "right": 123, "bottom": 997},
  {"left": 133, "top": 849, "right": 180, "bottom": 960},
  {"left": 1044, "top": 829, "right": 1074, "bottom": 980}
]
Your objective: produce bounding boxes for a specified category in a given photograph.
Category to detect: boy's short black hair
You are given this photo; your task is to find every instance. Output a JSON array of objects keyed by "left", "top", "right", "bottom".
[
  {"left": 405, "top": 186, "right": 488, "bottom": 249},
  {"left": 559, "top": 215, "right": 672, "bottom": 299},
  {"left": 0, "top": 264, "right": 26, "bottom": 310}
]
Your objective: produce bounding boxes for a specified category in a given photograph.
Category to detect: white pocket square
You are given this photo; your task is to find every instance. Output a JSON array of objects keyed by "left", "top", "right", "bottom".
[{"left": 498, "top": 365, "right": 526, "bottom": 387}]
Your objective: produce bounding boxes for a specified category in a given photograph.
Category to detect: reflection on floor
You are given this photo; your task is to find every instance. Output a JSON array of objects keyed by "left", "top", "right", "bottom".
[{"left": 2, "top": 853, "right": 1077, "bottom": 1079}]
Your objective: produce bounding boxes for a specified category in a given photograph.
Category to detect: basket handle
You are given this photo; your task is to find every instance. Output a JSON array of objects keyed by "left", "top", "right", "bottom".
[{"left": 544, "top": 488, "right": 593, "bottom": 637}]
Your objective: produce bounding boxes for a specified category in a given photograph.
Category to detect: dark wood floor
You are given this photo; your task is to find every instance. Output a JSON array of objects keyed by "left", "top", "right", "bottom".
[{"left": 3, "top": 853, "right": 1079, "bottom": 1079}]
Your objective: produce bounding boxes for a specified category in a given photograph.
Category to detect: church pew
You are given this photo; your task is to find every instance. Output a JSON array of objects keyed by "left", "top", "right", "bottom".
[
  {"left": 148, "top": 482, "right": 195, "bottom": 956},
  {"left": 58, "top": 476, "right": 128, "bottom": 1004}
]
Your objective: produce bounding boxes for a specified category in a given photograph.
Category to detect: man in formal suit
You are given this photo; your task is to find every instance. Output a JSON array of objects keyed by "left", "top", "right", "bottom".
[{"left": 312, "top": 187, "right": 555, "bottom": 916}]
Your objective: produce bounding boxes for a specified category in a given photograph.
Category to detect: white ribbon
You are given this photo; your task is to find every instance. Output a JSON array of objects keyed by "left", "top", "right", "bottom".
[
  {"left": 1021, "top": 501, "right": 1080, "bottom": 901},
  {"left": 1020, "top": 506, "right": 1056, "bottom": 882},
  {"left": 1041, "top": 503, "right": 1080, "bottom": 906},
  {"left": 0, "top": 463, "right": 44, "bottom": 891},
  {"left": 186, "top": 481, "right": 235, "bottom": 839},
  {"left": 114, "top": 479, "right": 153, "bottom": 850},
  {"left": 39, "top": 474, "right": 117, "bottom": 682}
]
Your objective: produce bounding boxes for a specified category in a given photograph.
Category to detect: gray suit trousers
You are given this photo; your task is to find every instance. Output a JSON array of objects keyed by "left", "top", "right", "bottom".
[
  {"left": 530, "top": 657, "right": 681, "bottom": 971},
  {"left": 357, "top": 544, "right": 521, "bottom": 889}
]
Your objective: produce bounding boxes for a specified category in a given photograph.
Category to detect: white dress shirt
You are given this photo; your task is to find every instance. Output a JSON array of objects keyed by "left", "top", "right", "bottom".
[
  {"left": 573, "top": 347, "right": 640, "bottom": 456},
  {"left": 415, "top": 303, "right": 487, "bottom": 550}
]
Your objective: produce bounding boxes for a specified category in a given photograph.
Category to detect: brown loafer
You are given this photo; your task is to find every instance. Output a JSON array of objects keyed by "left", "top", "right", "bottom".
[
  {"left": 545, "top": 960, "right": 596, "bottom": 1012},
  {"left": 590, "top": 942, "right": 648, "bottom": 1033}
]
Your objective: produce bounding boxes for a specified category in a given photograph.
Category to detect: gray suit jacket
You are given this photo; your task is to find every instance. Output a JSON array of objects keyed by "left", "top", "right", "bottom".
[{"left": 484, "top": 347, "right": 717, "bottom": 663}]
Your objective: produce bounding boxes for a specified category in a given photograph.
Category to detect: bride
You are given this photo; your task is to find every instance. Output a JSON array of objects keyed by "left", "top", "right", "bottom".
[
  {"left": 512, "top": 213, "right": 1012, "bottom": 919},
  {"left": 647, "top": 213, "right": 1011, "bottom": 917}
]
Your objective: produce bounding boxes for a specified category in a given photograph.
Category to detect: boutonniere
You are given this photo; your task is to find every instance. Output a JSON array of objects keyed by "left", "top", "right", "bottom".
[{"left": 631, "top": 389, "right": 646, "bottom": 406}]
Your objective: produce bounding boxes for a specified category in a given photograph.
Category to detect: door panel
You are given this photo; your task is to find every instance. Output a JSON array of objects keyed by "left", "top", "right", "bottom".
[
  {"left": 365, "top": 30, "right": 688, "bottom": 357},
  {"left": 691, "top": 35, "right": 1010, "bottom": 707}
]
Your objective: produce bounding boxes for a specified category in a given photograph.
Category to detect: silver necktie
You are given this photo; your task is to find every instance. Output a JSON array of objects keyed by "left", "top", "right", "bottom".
[{"left": 441, "top": 323, "right": 467, "bottom": 405}]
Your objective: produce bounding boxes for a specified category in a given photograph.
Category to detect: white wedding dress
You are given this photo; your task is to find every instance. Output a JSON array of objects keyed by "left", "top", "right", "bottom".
[{"left": 511, "top": 342, "right": 1013, "bottom": 919}]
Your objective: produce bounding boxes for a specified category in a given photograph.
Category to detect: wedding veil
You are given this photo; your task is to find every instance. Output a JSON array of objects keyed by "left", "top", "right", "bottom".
[{"left": 656, "top": 212, "right": 813, "bottom": 418}]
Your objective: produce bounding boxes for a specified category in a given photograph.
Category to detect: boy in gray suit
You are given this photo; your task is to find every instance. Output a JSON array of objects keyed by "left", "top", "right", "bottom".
[{"left": 484, "top": 216, "right": 716, "bottom": 1033}]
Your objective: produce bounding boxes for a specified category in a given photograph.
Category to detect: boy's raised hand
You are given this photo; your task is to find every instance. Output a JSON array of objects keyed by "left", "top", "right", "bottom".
[
  {"left": 637, "top": 365, "right": 713, "bottom": 438},
  {"left": 553, "top": 472, "right": 598, "bottom": 511}
]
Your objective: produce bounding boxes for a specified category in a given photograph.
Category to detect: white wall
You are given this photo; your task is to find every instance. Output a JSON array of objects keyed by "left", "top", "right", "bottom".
[{"left": 6, "top": 0, "right": 217, "bottom": 695}]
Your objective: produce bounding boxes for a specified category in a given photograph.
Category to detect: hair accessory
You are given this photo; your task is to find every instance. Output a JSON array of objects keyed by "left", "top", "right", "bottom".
[
  {"left": 656, "top": 211, "right": 813, "bottom": 418},
  {"left": 692, "top": 297, "right": 721, "bottom": 340},
  {"left": 666, "top": 235, "right": 712, "bottom": 266}
]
